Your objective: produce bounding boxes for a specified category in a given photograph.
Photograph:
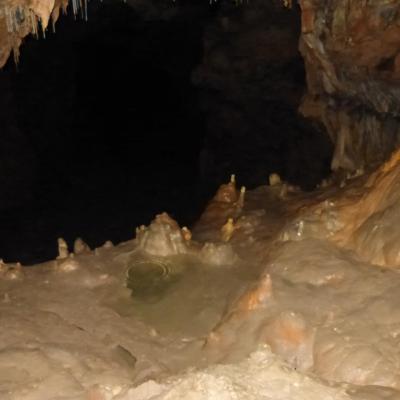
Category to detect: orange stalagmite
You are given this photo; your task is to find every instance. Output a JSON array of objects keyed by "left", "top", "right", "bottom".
[{"left": 199, "top": 176, "right": 239, "bottom": 227}]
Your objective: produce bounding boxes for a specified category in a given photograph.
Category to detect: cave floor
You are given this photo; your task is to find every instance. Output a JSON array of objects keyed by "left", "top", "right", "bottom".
[{"left": 2, "top": 164, "right": 400, "bottom": 399}]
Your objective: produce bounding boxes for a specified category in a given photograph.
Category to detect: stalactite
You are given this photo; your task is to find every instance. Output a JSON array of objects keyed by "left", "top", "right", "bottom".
[
  {"left": 12, "top": 44, "right": 19, "bottom": 65},
  {"left": 69, "top": 0, "right": 87, "bottom": 20},
  {"left": 71, "top": 0, "right": 77, "bottom": 16},
  {"left": 0, "top": 0, "right": 88, "bottom": 67},
  {"left": 30, "top": 11, "right": 39, "bottom": 38}
]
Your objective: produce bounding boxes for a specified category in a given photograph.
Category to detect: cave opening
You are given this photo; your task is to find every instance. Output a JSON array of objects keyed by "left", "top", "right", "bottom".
[{"left": 0, "top": 0, "right": 332, "bottom": 265}]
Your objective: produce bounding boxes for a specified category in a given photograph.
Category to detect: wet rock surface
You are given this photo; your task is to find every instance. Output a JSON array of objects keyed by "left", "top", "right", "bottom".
[{"left": 299, "top": 0, "right": 400, "bottom": 171}]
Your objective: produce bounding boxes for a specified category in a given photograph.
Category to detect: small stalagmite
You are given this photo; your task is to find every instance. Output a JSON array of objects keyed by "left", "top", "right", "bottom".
[
  {"left": 57, "top": 237, "right": 69, "bottom": 259},
  {"left": 0, "top": 259, "right": 7, "bottom": 274},
  {"left": 4, "top": 262, "right": 24, "bottom": 280},
  {"left": 279, "top": 183, "right": 288, "bottom": 199},
  {"left": 73, "top": 237, "right": 91, "bottom": 255},
  {"left": 221, "top": 217, "right": 236, "bottom": 242},
  {"left": 214, "top": 175, "right": 239, "bottom": 203},
  {"left": 56, "top": 255, "right": 80, "bottom": 272},
  {"left": 236, "top": 186, "right": 246, "bottom": 209},
  {"left": 103, "top": 240, "right": 114, "bottom": 249},
  {"left": 181, "top": 226, "right": 192, "bottom": 241},
  {"left": 269, "top": 173, "right": 281, "bottom": 186}
]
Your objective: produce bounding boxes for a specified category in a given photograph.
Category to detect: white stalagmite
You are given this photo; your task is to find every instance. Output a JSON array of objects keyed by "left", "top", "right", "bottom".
[
  {"left": 279, "top": 183, "right": 288, "bottom": 198},
  {"left": 136, "top": 212, "right": 191, "bottom": 256},
  {"left": 57, "top": 237, "right": 69, "bottom": 259},
  {"left": 103, "top": 240, "right": 114, "bottom": 248},
  {"left": 56, "top": 255, "right": 79, "bottom": 272},
  {"left": 269, "top": 172, "right": 281, "bottom": 186},
  {"left": 73, "top": 237, "right": 91, "bottom": 254},
  {"left": 221, "top": 217, "right": 236, "bottom": 242},
  {"left": 237, "top": 185, "right": 246, "bottom": 208},
  {"left": 3, "top": 262, "right": 24, "bottom": 280}
]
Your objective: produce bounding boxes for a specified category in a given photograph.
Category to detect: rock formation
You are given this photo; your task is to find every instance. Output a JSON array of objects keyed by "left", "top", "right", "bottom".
[
  {"left": 0, "top": 0, "right": 175, "bottom": 68},
  {"left": 298, "top": 0, "right": 400, "bottom": 171}
]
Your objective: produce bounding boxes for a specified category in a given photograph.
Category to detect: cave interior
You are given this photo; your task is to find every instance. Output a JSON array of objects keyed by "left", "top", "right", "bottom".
[{"left": 1, "top": 0, "right": 400, "bottom": 399}]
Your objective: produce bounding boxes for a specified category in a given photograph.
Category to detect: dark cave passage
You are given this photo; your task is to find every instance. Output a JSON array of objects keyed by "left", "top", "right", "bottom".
[
  {"left": 194, "top": 1, "right": 333, "bottom": 191},
  {"left": 0, "top": 0, "right": 332, "bottom": 264},
  {"left": 0, "top": 1, "right": 212, "bottom": 264}
]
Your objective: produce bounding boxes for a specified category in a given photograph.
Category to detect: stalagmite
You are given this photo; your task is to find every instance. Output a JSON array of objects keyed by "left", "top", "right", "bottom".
[
  {"left": 279, "top": 183, "right": 288, "bottom": 199},
  {"left": 269, "top": 173, "right": 281, "bottom": 186},
  {"left": 136, "top": 212, "right": 190, "bottom": 256},
  {"left": 0, "top": 259, "right": 6, "bottom": 273},
  {"left": 103, "top": 240, "right": 114, "bottom": 249},
  {"left": 214, "top": 176, "right": 238, "bottom": 203},
  {"left": 200, "top": 241, "right": 239, "bottom": 266},
  {"left": 221, "top": 217, "right": 236, "bottom": 242},
  {"left": 181, "top": 226, "right": 192, "bottom": 241},
  {"left": 236, "top": 185, "right": 246, "bottom": 209},
  {"left": 57, "top": 237, "right": 69, "bottom": 259},
  {"left": 73, "top": 237, "right": 91, "bottom": 254},
  {"left": 56, "top": 255, "right": 79, "bottom": 272},
  {"left": 3, "top": 262, "right": 24, "bottom": 280}
]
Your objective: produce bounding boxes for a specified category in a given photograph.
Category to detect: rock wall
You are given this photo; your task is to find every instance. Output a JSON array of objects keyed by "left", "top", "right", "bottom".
[
  {"left": 194, "top": 0, "right": 400, "bottom": 179},
  {"left": 299, "top": 0, "right": 400, "bottom": 171}
]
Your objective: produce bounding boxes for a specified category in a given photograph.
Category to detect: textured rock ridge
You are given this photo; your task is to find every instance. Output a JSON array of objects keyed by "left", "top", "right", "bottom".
[{"left": 299, "top": 0, "right": 400, "bottom": 171}]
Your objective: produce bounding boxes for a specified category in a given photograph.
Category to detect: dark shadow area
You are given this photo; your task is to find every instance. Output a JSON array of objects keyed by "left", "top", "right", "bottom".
[{"left": 194, "top": 1, "right": 333, "bottom": 191}]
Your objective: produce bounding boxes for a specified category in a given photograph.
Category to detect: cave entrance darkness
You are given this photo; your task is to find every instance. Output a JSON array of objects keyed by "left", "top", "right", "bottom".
[
  {"left": 0, "top": 1, "right": 213, "bottom": 264},
  {"left": 0, "top": 0, "right": 332, "bottom": 265}
]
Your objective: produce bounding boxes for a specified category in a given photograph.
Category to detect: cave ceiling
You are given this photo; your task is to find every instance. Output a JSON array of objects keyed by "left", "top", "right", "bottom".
[{"left": 1, "top": 0, "right": 400, "bottom": 171}]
